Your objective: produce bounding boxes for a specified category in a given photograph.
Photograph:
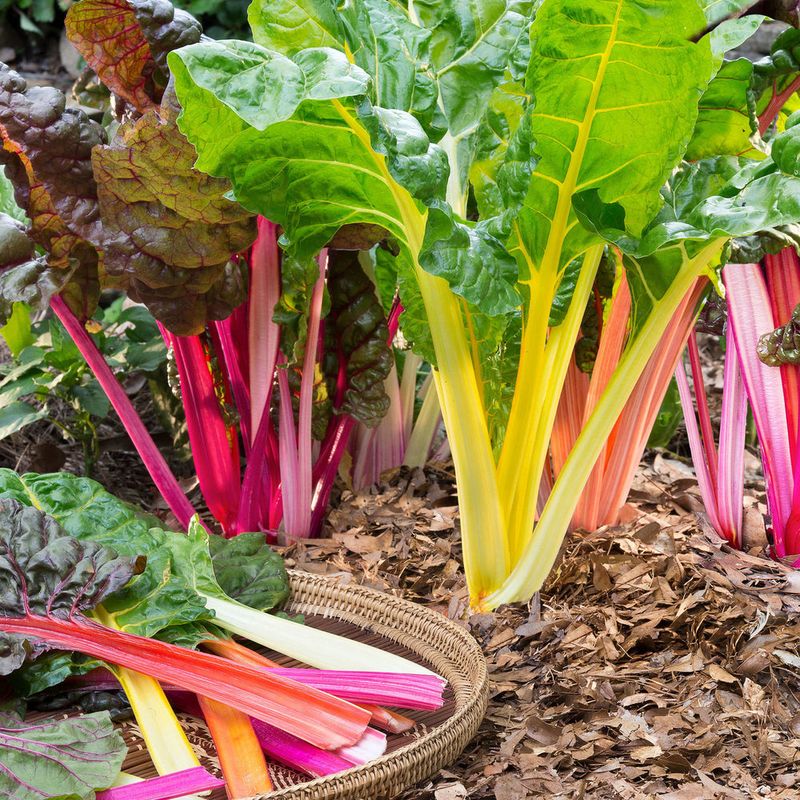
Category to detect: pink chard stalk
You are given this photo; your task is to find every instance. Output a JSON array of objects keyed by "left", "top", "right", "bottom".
[{"left": 680, "top": 250, "right": 800, "bottom": 559}]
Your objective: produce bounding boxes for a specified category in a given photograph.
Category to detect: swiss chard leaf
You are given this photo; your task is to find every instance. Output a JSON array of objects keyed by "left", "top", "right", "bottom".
[
  {"left": 0, "top": 65, "right": 105, "bottom": 320},
  {"left": 323, "top": 249, "right": 393, "bottom": 427},
  {"left": 0, "top": 498, "right": 141, "bottom": 674},
  {"left": 0, "top": 471, "right": 210, "bottom": 640},
  {"left": 92, "top": 111, "right": 256, "bottom": 334},
  {"left": 513, "top": 0, "right": 712, "bottom": 284},
  {"left": 207, "top": 531, "right": 289, "bottom": 611},
  {"left": 0, "top": 710, "right": 126, "bottom": 800},
  {"left": 248, "top": 0, "right": 345, "bottom": 54},
  {"left": 0, "top": 469, "right": 289, "bottom": 615},
  {"left": 688, "top": 58, "right": 765, "bottom": 160},
  {"left": 65, "top": 0, "right": 202, "bottom": 113},
  {"left": 412, "top": 0, "right": 533, "bottom": 135}
]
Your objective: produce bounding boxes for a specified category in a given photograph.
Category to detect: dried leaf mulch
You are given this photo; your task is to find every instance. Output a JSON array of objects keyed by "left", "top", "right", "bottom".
[{"left": 282, "top": 463, "right": 800, "bottom": 800}]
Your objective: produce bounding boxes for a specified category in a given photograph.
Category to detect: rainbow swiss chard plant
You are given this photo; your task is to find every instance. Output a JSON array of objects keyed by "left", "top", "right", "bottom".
[
  {"left": 161, "top": 0, "right": 800, "bottom": 609},
  {"left": 0, "top": 0, "right": 416, "bottom": 539}
]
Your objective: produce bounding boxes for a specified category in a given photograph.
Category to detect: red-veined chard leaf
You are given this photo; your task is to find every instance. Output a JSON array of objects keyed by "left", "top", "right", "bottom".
[
  {"left": 65, "top": 0, "right": 202, "bottom": 113},
  {"left": 0, "top": 65, "right": 105, "bottom": 320},
  {"left": 323, "top": 249, "right": 393, "bottom": 427},
  {"left": 0, "top": 710, "right": 126, "bottom": 800},
  {"left": 0, "top": 498, "right": 142, "bottom": 674},
  {"left": 92, "top": 110, "right": 256, "bottom": 335}
]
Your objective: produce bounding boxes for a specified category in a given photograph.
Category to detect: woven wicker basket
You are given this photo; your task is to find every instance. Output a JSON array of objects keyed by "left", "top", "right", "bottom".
[{"left": 118, "top": 570, "right": 488, "bottom": 799}]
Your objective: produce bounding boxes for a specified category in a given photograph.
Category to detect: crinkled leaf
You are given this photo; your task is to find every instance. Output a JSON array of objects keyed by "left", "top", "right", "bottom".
[
  {"left": 323, "top": 249, "right": 393, "bottom": 426},
  {"left": 0, "top": 470, "right": 289, "bottom": 628},
  {"left": 339, "top": 0, "right": 441, "bottom": 135},
  {"left": 728, "top": 222, "right": 800, "bottom": 261},
  {"left": 92, "top": 111, "right": 256, "bottom": 334},
  {"left": 480, "top": 310, "right": 520, "bottom": 452},
  {"left": 750, "top": 28, "right": 800, "bottom": 122},
  {"left": 208, "top": 532, "right": 289, "bottom": 611},
  {"left": 469, "top": 82, "right": 529, "bottom": 219},
  {"left": 419, "top": 202, "right": 519, "bottom": 313},
  {"left": 0, "top": 66, "right": 104, "bottom": 247},
  {"left": 0, "top": 471, "right": 210, "bottom": 640},
  {"left": 771, "top": 111, "right": 800, "bottom": 172},
  {"left": 251, "top": 0, "right": 441, "bottom": 132},
  {"left": 0, "top": 66, "right": 104, "bottom": 320},
  {"left": 65, "top": 0, "right": 202, "bottom": 113},
  {"left": 412, "top": 0, "right": 533, "bottom": 134},
  {"left": 0, "top": 497, "right": 141, "bottom": 674},
  {"left": 0, "top": 710, "right": 125, "bottom": 800},
  {"left": 758, "top": 301, "right": 800, "bottom": 364}
]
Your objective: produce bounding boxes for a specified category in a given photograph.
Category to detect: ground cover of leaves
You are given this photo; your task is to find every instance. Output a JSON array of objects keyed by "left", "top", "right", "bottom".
[{"left": 283, "top": 461, "right": 800, "bottom": 800}]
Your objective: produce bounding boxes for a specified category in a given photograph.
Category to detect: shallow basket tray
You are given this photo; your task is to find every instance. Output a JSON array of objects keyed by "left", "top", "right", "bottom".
[{"left": 122, "top": 570, "right": 489, "bottom": 800}]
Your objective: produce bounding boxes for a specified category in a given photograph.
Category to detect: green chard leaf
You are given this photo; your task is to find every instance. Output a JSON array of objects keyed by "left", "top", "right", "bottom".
[
  {"left": 515, "top": 0, "right": 713, "bottom": 285},
  {"left": 169, "top": 39, "right": 453, "bottom": 318},
  {"left": 0, "top": 470, "right": 211, "bottom": 641},
  {"left": 702, "top": 0, "right": 759, "bottom": 24},
  {"left": 0, "top": 469, "right": 289, "bottom": 618},
  {"left": 412, "top": 0, "right": 534, "bottom": 134},
  {"left": 688, "top": 58, "right": 765, "bottom": 160},
  {"left": 0, "top": 710, "right": 126, "bottom": 800},
  {"left": 248, "top": 0, "right": 346, "bottom": 54},
  {"left": 248, "top": 0, "right": 441, "bottom": 133},
  {"left": 65, "top": 0, "right": 202, "bottom": 113},
  {"left": 208, "top": 531, "right": 289, "bottom": 611}
]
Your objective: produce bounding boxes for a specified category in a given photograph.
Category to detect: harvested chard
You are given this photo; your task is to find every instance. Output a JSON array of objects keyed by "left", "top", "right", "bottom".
[
  {"left": 0, "top": 498, "right": 371, "bottom": 751},
  {"left": 0, "top": 468, "right": 436, "bottom": 678},
  {"left": 197, "top": 696, "right": 273, "bottom": 798},
  {"left": 335, "top": 726, "right": 387, "bottom": 765},
  {"left": 267, "top": 668, "right": 445, "bottom": 710},
  {"left": 250, "top": 720, "right": 352, "bottom": 778},
  {"left": 95, "top": 768, "right": 224, "bottom": 800},
  {"left": 202, "top": 639, "right": 426, "bottom": 728},
  {"left": 0, "top": 710, "right": 126, "bottom": 800}
]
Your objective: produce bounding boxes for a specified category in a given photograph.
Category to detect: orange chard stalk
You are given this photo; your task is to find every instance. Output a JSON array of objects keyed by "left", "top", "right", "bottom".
[{"left": 197, "top": 696, "right": 273, "bottom": 799}]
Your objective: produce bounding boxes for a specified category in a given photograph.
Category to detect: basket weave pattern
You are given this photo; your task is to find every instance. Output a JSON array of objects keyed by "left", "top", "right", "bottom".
[{"left": 258, "top": 571, "right": 489, "bottom": 800}]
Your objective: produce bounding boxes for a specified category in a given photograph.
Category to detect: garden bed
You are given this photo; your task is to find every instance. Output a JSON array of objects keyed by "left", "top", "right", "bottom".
[{"left": 285, "top": 465, "right": 800, "bottom": 800}]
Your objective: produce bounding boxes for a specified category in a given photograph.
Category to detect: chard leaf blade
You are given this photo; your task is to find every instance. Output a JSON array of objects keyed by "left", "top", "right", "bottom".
[
  {"left": 0, "top": 710, "right": 126, "bottom": 800},
  {"left": 515, "top": 0, "right": 712, "bottom": 284}
]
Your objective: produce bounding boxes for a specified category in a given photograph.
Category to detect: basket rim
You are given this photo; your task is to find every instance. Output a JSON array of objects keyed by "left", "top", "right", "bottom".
[{"left": 255, "top": 569, "right": 489, "bottom": 800}]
